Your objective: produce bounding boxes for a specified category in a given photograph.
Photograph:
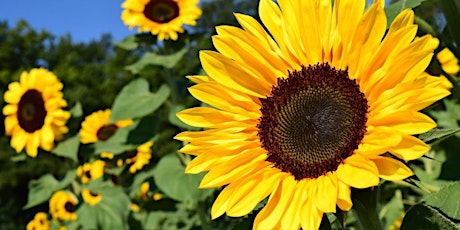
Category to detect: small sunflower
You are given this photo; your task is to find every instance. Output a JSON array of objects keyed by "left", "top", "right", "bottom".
[
  {"left": 437, "top": 47, "right": 459, "bottom": 78},
  {"left": 175, "top": 0, "right": 451, "bottom": 229},
  {"left": 26, "top": 212, "right": 50, "bottom": 230},
  {"left": 121, "top": 0, "right": 202, "bottom": 40},
  {"left": 79, "top": 109, "right": 133, "bottom": 144},
  {"left": 49, "top": 191, "right": 78, "bottom": 221},
  {"left": 76, "top": 160, "right": 106, "bottom": 184},
  {"left": 3, "top": 68, "right": 71, "bottom": 157},
  {"left": 126, "top": 141, "right": 154, "bottom": 173},
  {"left": 81, "top": 189, "right": 102, "bottom": 206}
]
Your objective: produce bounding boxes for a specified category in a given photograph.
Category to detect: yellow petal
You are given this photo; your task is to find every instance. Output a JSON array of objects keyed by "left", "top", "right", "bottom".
[
  {"left": 372, "top": 156, "right": 414, "bottom": 181},
  {"left": 176, "top": 107, "right": 251, "bottom": 128},
  {"left": 253, "top": 175, "right": 295, "bottom": 229},
  {"left": 336, "top": 181, "right": 352, "bottom": 211},
  {"left": 315, "top": 174, "right": 337, "bottom": 213},
  {"left": 226, "top": 168, "right": 281, "bottom": 217},
  {"left": 390, "top": 135, "right": 430, "bottom": 161},
  {"left": 337, "top": 154, "right": 379, "bottom": 188},
  {"left": 370, "top": 110, "right": 436, "bottom": 134},
  {"left": 200, "top": 51, "right": 270, "bottom": 98}
]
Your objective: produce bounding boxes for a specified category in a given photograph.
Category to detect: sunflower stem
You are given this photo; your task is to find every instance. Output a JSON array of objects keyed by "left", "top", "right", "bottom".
[
  {"left": 197, "top": 201, "right": 210, "bottom": 230},
  {"left": 351, "top": 187, "right": 382, "bottom": 230}
]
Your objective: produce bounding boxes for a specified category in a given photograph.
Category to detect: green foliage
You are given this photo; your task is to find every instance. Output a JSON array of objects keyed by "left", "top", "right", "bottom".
[
  {"left": 109, "top": 79, "right": 170, "bottom": 123},
  {"left": 125, "top": 48, "right": 189, "bottom": 74},
  {"left": 153, "top": 154, "right": 214, "bottom": 202},
  {"left": 424, "top": 182, "right": 460, "bottom": 220},
  {"left": 51, "top": 135, "right": 80, "bottom": 161},
  {"left": 385, "top": 0, "right": 428, "bottom": 27},
  {"left": 401, "top": 204, "right": 457, "bottom": 229},
  {"left": 76, "top": 181, "right": 131, "bottom": 230},
  {"left": 24, "top": 170, "right": 76, "bottom": 209}
]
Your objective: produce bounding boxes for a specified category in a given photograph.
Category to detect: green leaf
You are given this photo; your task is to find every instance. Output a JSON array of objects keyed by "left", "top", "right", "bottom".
[
  {"left": 10, "top": 154, "right": 27, "bottom": 162},
  {"left": 24, "top": 170, "right": 76, "bottom": 209},
  {"left": 110, "top": 78, "right": 170, "bottom": 123},
  {"left": 440, "top": 0, "right": 460, "bottom": 56},
  {"left": 94, "top": 116, "right": 159, "bottom": 154},
  {"left": 379, "top": 190, "right": 405, "bottom": 229},
  {"left": 400, "top": 204, "right": 457, "bottom": 230},
  {"left": 419, "top": 128, "right": 460, "bottom": 144},
  {"left": 125, "top": 48, "right": 188, "bottom": 74},
  {"left": 153, "top": 154, "right": 214, "bottom": 202},
  {"left": 129, "top": 167, "right": 155, "bottom": 197},
  {"left": 384, "top": 0, "right": 428, "bottom": 28},
  {"left": 76, "top": 183, "right": 131, "bottom": 230},
  {"left": 51, "top": 134, "right": 80, "bottom": 161},
  {"left": 424, "top": 182, "right": 460, "bottom": 220},
  {"left": 69, "top": 102, "right": 83, "bottom": 118},
  {"left": 351, "top": 187, "right": 382, "bottom": 230},
  {"left": 115, "top": 35, "right": 138, "bottom": 50}
]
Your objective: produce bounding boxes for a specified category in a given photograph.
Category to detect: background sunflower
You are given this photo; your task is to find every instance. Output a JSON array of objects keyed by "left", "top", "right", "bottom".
[
  {"left": 121, "top": 0, "right": 202, "bottom": 40},
  {"left": 3, "top": 68, "right": 71, "bottom": 157}
]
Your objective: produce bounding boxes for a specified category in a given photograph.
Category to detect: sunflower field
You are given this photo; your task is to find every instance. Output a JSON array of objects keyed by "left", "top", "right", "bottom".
[{"left": 1, "top": 0, "right": 460, "bottom": 229}]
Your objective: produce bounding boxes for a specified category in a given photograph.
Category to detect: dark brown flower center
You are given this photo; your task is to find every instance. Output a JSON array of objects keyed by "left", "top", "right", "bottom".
[
  {"left": 96, "top": 124, "right": 118, "bottom": 141},
  {"left": 64, "top": 201, "right": 74, "bottom": 212},
  {"left": 17, "top": 89, "right": 47, "bottom": 133},
  {"left": 144, "top": 0, "right": 180, "bottom": 23},
  {"left": 84, "top": 169, "right": 92, "bottom": 179},
  {"left": 258, "top": 63, "right": 368, "bottom": 180}
]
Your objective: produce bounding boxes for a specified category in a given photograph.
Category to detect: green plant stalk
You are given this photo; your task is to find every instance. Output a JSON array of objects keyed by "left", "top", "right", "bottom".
[{"left": 351, "top": 187, "right": 382, "bottom": 230}]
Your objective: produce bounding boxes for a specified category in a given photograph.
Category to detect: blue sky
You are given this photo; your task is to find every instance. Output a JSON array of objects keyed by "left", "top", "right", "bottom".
[{"left": 0, "top": 0, "right": 136, "bottom": 43}]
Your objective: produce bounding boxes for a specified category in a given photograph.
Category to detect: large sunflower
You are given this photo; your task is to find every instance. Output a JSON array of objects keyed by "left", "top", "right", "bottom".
[
  {"left": 175, "top": 0, "right": 451, "bottom": 229},
  {"left": 121, "top": 0, "right": 202, "bottom": 40},
  {"left": 79, "top": 109, "right": 133, "bottom": 144},
  {"left": 3, "top": 68, "right": 71, "bottom": 157}
]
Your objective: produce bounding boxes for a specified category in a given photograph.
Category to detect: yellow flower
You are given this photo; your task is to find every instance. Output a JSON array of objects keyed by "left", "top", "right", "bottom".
[
  {"left": 3, "top": 68, "right": 71, "bottom": 157},
  {"left": 100, "top": 151, "right": 114, "bottom": 159},
  {"left": 81, "top": 189, "right": 102, "bottom": 206},
  {"left": 389, "top": 212, "right": 405, "bottom": 230},
  {"left": 121, "top": 0, "right": 202, "bottom": 40},
  {"left": 153, "top": 193, "right": 163, "bottom": 201},
  {"left": 437, "top": 47, "right": 459, "bottom": 78},
  {"left": 174, "top": 0, "right": 451, "bottom": 229},
  {"left": 49, "top": 191, "right": 78, "bottom": 221},
  {"left": 126, "top": 141, "right": 154, "bottom": 173},
  {"left": 79, "top": 109, "right": 133, "bottom": 144},
  {"left": 140, "top": 181, "right": 150, "bottom": 199},
  {"left": 26, "top": 212, "right": 50, "bottom": 230},
  {"left": 131, "top": 203, "right": 140, "bottom": 212},
  {"left": 76, "top": 160, "right": 106, "bottom": 184}
]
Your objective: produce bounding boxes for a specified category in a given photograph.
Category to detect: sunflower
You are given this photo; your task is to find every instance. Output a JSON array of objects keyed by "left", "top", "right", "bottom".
[
  {"left": 49, "top": 191, "right": 78, "bottom": 221},
  {"left": 76, "top": 160, "right": 106, "bottom": 184},
  {"left": 26, "top": 212, "right": 50, "bottom": 230},
  {"left": 121, "top": 0, "right": 202, "bottom": 40},
  {"left": 126, "top": 141, "right": 154, "bottom": 173},
  {"left": 79, "top": 109, "right": 133, "bottom": 144},
  {"left": 174, "top": 0, "right": 451, "bottom": 229},
  {"left": 3, "top": 68, "right": 71, "bottom": 157},
  {"left": 437, "top": 47, "right": 459, "bottom": 78},
  {"left": 81, "top": 189, "right": 102, "bottom": 206}
]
